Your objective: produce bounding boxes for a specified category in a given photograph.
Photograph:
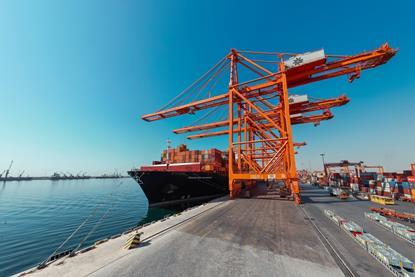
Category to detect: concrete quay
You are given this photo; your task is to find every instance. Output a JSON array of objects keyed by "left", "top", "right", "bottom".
[{"left": 22, "top": 190, "right": 345, "bottom": 277}]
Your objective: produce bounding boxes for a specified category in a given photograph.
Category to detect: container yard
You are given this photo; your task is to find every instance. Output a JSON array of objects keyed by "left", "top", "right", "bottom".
[
  {"left": 301, "top": 185, "right": 415, "bottom": 275},
  {"left": 324, "top": 209, "right": 414, "bottom": 276},
  {"left": 365, "top": 212, "right": 415, "bottom": 245},
  {"left": 312, "top": 160, "right": 415, "bottom": 204}
]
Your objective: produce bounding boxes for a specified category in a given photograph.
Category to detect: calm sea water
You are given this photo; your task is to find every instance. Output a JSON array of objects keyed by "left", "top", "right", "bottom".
[{"left": 0, "top": 178, "right": 177, "bottom": 277}]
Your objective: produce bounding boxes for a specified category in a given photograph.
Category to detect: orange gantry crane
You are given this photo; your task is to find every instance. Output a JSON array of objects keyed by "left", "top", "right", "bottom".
[
  {"left": 323, "top": 160, "right": 363, "bottom": 179},
  {"left": 142, "top": 44, "right": 396, "bottom": 204},
  {"left": 361, "top": 165, "right": 385, "bottom": 174}
]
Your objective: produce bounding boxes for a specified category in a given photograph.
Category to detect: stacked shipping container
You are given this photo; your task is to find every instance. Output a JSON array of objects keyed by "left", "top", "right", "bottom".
[
  {"left": 358, "top": 171, "right": 415, "bottom": 201},
  {"left": 141, "top": 144, "right": 228, "bottom": 173}
]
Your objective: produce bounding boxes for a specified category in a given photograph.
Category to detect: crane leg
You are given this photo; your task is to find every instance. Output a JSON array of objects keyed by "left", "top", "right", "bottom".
[{"left": 290, "top": 180, "right": 301, "bottom": 204}]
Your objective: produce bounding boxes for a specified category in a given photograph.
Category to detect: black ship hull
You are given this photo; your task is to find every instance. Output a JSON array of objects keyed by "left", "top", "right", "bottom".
[{"left": 128, "top": 170, "right": 228, "bottom": 207}]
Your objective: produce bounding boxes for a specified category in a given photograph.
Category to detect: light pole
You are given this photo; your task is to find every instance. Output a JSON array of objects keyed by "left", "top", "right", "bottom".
[
  {"left": 320, "top": 153, "right": 327, "bottom": 177},
  {"left": 166, "top": 138, "right": 172, "bottom": 168},
  {"left": 320, "top": 153, "right": 325, "bottom": 166}
]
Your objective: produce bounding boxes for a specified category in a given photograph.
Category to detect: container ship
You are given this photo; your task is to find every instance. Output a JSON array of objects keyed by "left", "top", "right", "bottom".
[{"left": 128, "top": 144, "right": 229, "bottom": 207}]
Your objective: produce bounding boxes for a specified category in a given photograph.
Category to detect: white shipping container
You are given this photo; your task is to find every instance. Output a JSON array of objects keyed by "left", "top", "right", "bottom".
[
  {"left": 324, "top": 209, "right": 335, "bottom": 218},
  {"left": 342, "top": 221, "right": 364, "bottom": 233},
  {"left": 392, "top": 222, "right": 410, "bottom": 231},
  {"left": 395, "top": 228, "right": 415, "bottom": 240},
  {"left": 356, "top": 233, "right": 384, "bottom": 249},
  {"left": 284, "top": 49, "right": 325, "bottom": 69},
  {"left": 376, "top": 214, "right": 387, "bottom": 222},
  {"left": 380, "top": 220, "right": 395, "bottom": 231},
  {"left": 365, "top": 212, "right": 387, "bottom": 222},
  {"left": 288, "top": 94, "right": 308, "bottom": 104},
  {"left": 332, "top": 215, "right": 346, "bottom": 225},
  {"left": 369, "top": 244, "right": 401, "bottom": 268},
  {"left": 355, "top": 234, "right": 366, "bottom": 246},
  {"left": 351, "top": 183, "right": 359, "bottom": 192},
  {"left": 365, "top": 233, "right": 385, "bottom": 246},
  {"left": 387, "top": 247, "right": 415, "bottom": 270}
]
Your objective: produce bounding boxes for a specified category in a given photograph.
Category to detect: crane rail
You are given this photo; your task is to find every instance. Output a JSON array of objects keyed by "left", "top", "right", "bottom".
[{"left": 298, "top": 205, "right": 358, "bottom": 277}]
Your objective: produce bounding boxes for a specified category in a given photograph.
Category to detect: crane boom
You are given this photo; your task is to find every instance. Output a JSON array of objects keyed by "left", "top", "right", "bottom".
[
  {"left": 173, "top": 96, "right": 347, "bottom": 134},
  {"left": 142, "top": 44, "right": 396, "bottom": 122},
  {"left": 4, "top": 160, "right": 13, "bottom": 179},
  {"left": 186, "top": 111, "right": 333, "bottom": 140}
]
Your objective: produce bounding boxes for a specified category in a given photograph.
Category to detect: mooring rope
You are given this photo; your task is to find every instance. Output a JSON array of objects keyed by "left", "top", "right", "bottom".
[
  {"left": 38, "top": 180, "right": 124, "bottom": 268},
  {"left": 38, "top": 204, "right": 101, "bottom": 268}
]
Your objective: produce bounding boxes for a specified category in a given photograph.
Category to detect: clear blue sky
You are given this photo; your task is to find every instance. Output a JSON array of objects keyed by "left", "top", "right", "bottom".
[{"left": 0, "top": 0, "right": 413, "bottom": 176}]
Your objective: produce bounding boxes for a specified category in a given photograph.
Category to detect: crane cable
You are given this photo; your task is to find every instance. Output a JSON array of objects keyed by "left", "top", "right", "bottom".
[
  {"left": 172, "top": 58, "right": 229, "bottom": 108},
  {"left": 68, "top": 204, "right": 114, "bottom": 257},
  {"left": 187, "top": 105, "right": 228, "bottom": 132},
  {"left": 38, "top": 180, "right": 124, "bottom": 268},
  {"left": 188, "top": 59, "right": 230, "bottom": 104},
  {"left": 157, "top": 55, "right": 229, "bottom": 111},
  {"left": 69, "top": 180, "right": 124, "bottom": 255},
  {"left": 38, "top": 204, "right": 102, "bottom": 268},
  {"left": 205, "top": 61, "right": 230, "bottom": 98},
  {"left": 189, "top": 106, "right": 221, "bottom": 126},
  {"left": 182, "top": 61, "right": 229, "bottom": 127}
]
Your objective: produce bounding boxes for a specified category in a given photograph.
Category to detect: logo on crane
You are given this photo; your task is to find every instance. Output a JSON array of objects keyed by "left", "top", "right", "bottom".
[{"left": 293, "top": 57, "right": 304, "bottom": 66}]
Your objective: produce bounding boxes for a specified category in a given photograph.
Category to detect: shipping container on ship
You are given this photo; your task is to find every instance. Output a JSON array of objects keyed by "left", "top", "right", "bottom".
[{"left": 128, "top": 145, "right": 229, "bottom": 207}]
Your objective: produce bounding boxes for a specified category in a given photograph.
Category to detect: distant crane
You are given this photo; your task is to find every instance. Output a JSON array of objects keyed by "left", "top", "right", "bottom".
[
  {"left": 51, "top": 172, "right": 61, "bottom": 178},
  {"left": 4, "top": 160, "right": 13, "bottom": 179},
  {"left": 19, "top": 170, "right": 25, "bottom": 178},
  {"left": 0, "top": 170, "right": 5, "bottom": 178},
  {"left": 361, "top": 165, "right": 384, "bottom": 175}
]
